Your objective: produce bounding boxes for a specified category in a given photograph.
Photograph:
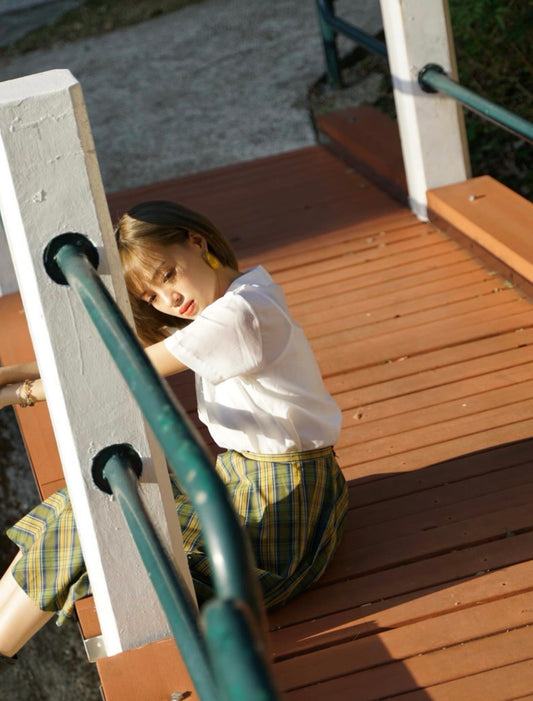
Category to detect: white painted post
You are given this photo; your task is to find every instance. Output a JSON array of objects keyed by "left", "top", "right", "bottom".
[
  {"left": 379, "top": 0, "right": 471, "bottom": 219},
  {"left": 0, "top": 70, "right": 195, "bottom": 656}
]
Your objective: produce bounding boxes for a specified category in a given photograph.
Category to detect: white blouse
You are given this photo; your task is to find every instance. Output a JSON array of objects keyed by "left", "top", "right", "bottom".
[{"left": 163, "top": 266, "right": 341, "bottom": 454}]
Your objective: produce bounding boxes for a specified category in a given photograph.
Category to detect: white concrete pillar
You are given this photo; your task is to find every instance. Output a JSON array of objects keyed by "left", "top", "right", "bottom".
[
  {"left": 0, "top": 69, "right": 194, "bottom": 656},
  {"left": 379, "top": 0, "right": 470, "bottom": 219}
]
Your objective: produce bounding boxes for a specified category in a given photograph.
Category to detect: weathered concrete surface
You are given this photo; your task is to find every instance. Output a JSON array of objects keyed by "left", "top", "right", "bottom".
[
  {"left": 0, "top": 1, "right": 382, "bottom": 698},
  {"left": 0, "top": 0, "right": 382, "bottom": 194}
]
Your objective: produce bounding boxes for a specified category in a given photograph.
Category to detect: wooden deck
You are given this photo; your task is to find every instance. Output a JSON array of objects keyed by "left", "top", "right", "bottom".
[{"left": 2, "top": 107, "right": 533, "bottom": 699}]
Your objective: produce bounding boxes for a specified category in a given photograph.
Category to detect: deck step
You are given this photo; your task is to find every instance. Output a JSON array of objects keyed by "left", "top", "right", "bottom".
[
  {"left": 428, "top": 175, "right": 533, "bottom": 297},
  {"left": 315, "top": 104, "right": 407, "bottom": 202}
]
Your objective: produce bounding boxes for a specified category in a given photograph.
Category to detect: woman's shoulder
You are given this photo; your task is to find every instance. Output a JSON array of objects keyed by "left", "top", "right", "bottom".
[
  {"left": 226, "top": 266, "right": 287, "bottom": 311},
  {"left": 228, "top": 265, "right": 273, "bottom": 293}
]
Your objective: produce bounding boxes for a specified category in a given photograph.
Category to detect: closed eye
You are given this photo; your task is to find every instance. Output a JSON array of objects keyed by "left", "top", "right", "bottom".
[{"left": 162, "top": 268, "right": 175, "bottom": 283}]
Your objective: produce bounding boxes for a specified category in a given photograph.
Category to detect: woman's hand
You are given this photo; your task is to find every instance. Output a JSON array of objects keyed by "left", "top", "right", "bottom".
[{"left": 0, "top": 363, "right": 44, "bottom": 409}]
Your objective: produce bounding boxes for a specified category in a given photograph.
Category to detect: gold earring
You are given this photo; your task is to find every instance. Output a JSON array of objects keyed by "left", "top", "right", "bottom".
[{"left": 203, "top": 250, "right": 221, "bottom": 270}]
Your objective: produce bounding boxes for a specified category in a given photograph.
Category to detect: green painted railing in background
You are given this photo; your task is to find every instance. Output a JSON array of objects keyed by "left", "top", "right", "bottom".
[
  {"left": 44, "top": 233, "right": 281, "bottom": 701},
  {"left": 314, "top": 0, "right": 533, "bottom": 144},
  {"left": 418, "top": 64, "right": 533, "bottom": 143},
  {"left": 315, "top": 0, "right": 387, "bottom": 86}
]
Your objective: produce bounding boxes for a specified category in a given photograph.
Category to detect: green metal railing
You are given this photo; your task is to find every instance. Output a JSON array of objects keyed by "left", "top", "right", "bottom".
[
  {"left": 315, "top": 0, "right": 387, "bottom": 86},
  {"left": 418, "top": 64, "right": 533, "bottom": 143},
  {"left": 43, "top": 233, "right": 281, "bottom": 701},
  {"left": 315, "top": 0, "right": 533, "bottom": 144},
  {"left": 97, "top": 447, "right": 219, "bottom": 700}
]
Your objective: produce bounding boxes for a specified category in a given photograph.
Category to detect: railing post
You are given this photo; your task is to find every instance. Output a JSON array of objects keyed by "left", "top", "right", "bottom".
[
  {"left": 315, "top": 0, "right": 342, "bottom": 87},
  {"left": 379, "top": 0, "right": 471, "bottom": 219},
  {"left": 0, "top": 70, "right": 195, "bottom": 656}
]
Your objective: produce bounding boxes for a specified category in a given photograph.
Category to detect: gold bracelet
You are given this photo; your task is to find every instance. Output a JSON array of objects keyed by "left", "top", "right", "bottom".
[{"left": 17, "top": 379, "right": 36, "bottom": 408}]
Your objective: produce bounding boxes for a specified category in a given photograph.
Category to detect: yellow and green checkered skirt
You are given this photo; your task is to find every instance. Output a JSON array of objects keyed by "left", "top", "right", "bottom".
[{"left": 6, "top": 447, "right": 348, "bottom": 625}]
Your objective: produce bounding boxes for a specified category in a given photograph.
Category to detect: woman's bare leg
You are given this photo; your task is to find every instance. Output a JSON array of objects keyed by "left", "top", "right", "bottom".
[
  {"left": 0, "top": 553, "right": 53, "bottom": 657},
  {"left": 0, "top": 552, "right": 22, "bottom": 602}
]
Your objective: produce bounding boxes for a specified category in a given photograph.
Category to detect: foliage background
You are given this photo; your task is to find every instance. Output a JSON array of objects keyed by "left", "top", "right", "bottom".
[{"left": 450, "top": 0, "right": 532, "bottom": 199}]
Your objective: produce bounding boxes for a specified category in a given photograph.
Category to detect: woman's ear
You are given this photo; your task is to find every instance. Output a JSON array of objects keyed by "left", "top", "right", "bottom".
[{"left": 188, "top": 231, "right": 207, "bottom": 251}]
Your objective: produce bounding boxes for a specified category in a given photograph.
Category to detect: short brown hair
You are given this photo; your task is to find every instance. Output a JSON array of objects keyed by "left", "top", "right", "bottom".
[{"left": 115, "top": 201, "right": 238, "bottom": 345}]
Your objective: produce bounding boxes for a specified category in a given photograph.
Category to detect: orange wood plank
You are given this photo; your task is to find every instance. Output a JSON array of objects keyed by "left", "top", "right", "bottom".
[
  {"left": 284, "top": 625, "right": 533, "bottom": 700},
  {"left": 39, "top": 477, "right": 69, "bottom": 497},
  {"left": 271, "top": 528, "right": 533, "bottom": 627},
  {"left": 257, "top": 221, "right": 426, "bottom": 276},
  {"left": 241, "top": 210, "right": 416, "bottom": 270},
  {"left": 275, "top": 591, "right": 533, "bottom": 691},
  {"left": 342, "top": 357, "right": 533, "bottom": 436},
  {"left": 303, "top": 272, "right": 499, "bottom": 340},
  {"left": 296, "top": 259, "right": 488, "bottom": 330},
  {"left": 331, "top": 499, "right": 533, "bottom": 581},
  {"left": 339, "top": 340, "right": 533, "bottom": 413},
  {"left": 316, "top": 105, "right": 407, "bottom": 199},
  {"left": 74, "top": 597, "right": 101, "bottom": 640},
  {"left": 398, "top": 660, "right": 533, "bottom": 701},
  {"left": 319, "top": 306, "right": 533, "bottom": 380},
  {"left": 338, "top": 421, "right": 533, "bottom": 479},
  {"left": 347, "top": 476, "right": 533, "bottom": 543},
  {"left": 285, "top": 238, "right": 465, "bottom": 304},
  {"left": 291, "top": 246, "right": 478, "bottom": 315},
  {"left": 324, "top": 297, "right": 533, "bottom": 394},
  {"left": 272, "top": 223, "right": 437, "bottom": 286},
  {"left": 340, "top": 376, "right": 533, "bottom": 449},
  {"left": 96, "top": 637, "right": 199, "bottom": 701},
  {"left": 108, "top": 145, "right": 404, "bottom": 262},
  {"left": 349, "top": 437, "right": 533, "bottom": 505},
  {"left": 315, "top": 291, "right": 525, "bottom": 355},
  {"left": 348, "top": 460, "right": 533, "bottom": 529},
  {"left": 428, "top": 175, "right": 533, "bottom": 287},
  {"left": 270, "top": 559, "right": 533, "bottom": 658}
]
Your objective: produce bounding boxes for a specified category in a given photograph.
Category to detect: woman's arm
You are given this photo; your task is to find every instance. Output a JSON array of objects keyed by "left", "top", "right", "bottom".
[
  {"left": 0, "top": 361, "right": 40, "bottom": 385},
  {"left": 145, "top": 340, "right": 188, "bottom": 377},
  {"left": 0, "top": 383, "right": 21, "bottom": 409},
  {"left": 0, "top": 340, "right": 185, "bottom": 411}
]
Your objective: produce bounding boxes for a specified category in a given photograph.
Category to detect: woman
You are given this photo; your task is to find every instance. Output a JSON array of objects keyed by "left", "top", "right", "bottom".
[{"left": 0, "top": 201, "right": 348, "bottom": 662}]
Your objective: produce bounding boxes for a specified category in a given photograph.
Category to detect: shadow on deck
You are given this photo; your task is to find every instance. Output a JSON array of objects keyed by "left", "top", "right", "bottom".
[{"left": 1, "top": 106, "right": 533, "bottom": 699}]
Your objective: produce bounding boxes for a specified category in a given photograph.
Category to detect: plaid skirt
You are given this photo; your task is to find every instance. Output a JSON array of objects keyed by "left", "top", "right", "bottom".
[{"left": 6, "top": 447, "right": 348, "bottom": 625}]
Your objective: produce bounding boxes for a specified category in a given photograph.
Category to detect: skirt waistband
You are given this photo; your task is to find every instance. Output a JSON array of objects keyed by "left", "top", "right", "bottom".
[{"left": 239, "top": 447, "right": 334, "bottom": 463}]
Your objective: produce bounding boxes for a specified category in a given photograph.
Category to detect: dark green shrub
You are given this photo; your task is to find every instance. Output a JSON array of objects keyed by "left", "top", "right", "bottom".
[{"left": 449, "top": 0, "right": 533, "bottom": 199}]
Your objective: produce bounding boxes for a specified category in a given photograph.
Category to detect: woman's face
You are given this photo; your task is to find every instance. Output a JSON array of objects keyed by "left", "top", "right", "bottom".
[{"left": 133, "top": 234, "right": 219, "bottom": 320}]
